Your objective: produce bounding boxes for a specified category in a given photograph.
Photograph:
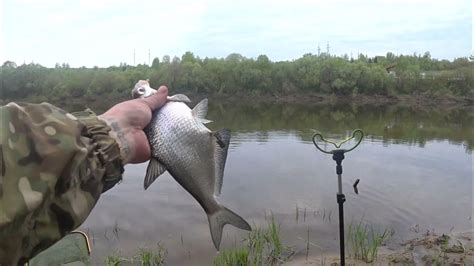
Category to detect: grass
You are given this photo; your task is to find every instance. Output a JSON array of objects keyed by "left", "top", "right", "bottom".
[
  {"left": 429, "top": 252, "right": 449, "bottom": 266},
  {"left": 266, "top": 216, "right": 286, "bottom": 264},
  {"left": 347, "top": 218, "right": 392, "bottom": 263},
  {"left": 213, "top": 248, "right": 249, "bottom": 266},
  {"left": 305, "top": 229, "right": 310, "bottom": 260},
  {"left": 104, "top": 244, "right": 167, "bottom": 266},
  {"left": 105, "top": 254, "right": 124, "bottom": 266},
  {"left": 138, "top": 244, "right": 167, "bottom": 266},
  {"left": 103, "top": 217, "right": 291, "bottom": 266},
  {"left": 214, "top": 215, "right": 294, "bottom": 266},
  {"left": 113, "top": 220, "right": 120, "bottom": 240},
  {"left": 246, "top": 227, "right": 267, "bottom": 265},
  {"left": 103, "top": 213, "right": 396, "bottom": 265}
]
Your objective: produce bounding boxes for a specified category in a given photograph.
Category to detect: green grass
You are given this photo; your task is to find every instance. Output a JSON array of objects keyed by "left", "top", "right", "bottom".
[
  {"left": 213, "top": 248, "right": 249, "bottom": 266},
  {"left": 214, "top": 215, "right": 294, "bottom": 266},
  {"left": 137, "top": 244, "right": 167, "bottom": 266},
  {"left": 246, "top": 227, "right": 267, "bottom": 265},
  {"left": 266, "top": 216, "right": 285, "bottom": 265},
  {"left": 105, "top": 254, "right": 124, "bottom": 266},
  {"left": 347, "top": 218, "right": 392, "bottom": 263},
  {"left": 105, "top": 244, "right": 167, "bottom": 266}
]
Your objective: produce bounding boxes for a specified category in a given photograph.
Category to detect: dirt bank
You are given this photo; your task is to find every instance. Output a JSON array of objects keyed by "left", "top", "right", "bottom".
[
  {"left": 287, "top": 231, "right": 473, "bottom": 266},
  {"left": 1, "top": 93, "right": 472, "bottom": 112},
  {"left": 203, "top": 92, "right": 473, "bottom": 109}
]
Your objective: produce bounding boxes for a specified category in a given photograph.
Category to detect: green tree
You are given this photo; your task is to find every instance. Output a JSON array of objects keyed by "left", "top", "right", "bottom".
[
  {"left": 1, "top": 51, "right": 472, "bottom": 102},
  {"left": 151, "top": 57, "right": 160, "bottom": 69}
]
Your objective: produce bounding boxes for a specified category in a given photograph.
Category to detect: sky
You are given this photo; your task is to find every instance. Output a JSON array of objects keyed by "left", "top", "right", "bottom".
[{"left": 1, "top": 0, "right": 472, "bottom": 67}]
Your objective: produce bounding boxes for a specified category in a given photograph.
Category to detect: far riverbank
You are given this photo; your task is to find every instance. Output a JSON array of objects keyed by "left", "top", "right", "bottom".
[{"left": 1, "top": 93, "right": 472, "bottom": 113}]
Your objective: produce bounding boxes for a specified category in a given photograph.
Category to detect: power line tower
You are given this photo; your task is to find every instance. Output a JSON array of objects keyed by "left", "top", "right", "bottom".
[
  {"left": 326, "top": 42, "right": 330, "bottom": 55},
  {"left": 133, "top": 49, "right": 136, "bottom": 65},
  {"left": 148, "top": 49, "right": 151, "bottom": 65},
  {"left": 317, "top": 44, "right": 321, "bottom": 56}
]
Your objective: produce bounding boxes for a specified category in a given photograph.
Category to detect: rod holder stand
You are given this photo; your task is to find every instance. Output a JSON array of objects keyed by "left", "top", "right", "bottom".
[{"left": 312, "top": 129, "right": 364, "bottom": 266}]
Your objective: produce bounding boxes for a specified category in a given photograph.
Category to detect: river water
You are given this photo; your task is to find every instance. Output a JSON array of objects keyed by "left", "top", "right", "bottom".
[{"left": 79, "top": 101, "right": 473, "bottom": 265}]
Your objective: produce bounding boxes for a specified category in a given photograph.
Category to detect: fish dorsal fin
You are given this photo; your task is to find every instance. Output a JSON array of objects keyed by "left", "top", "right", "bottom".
[
  {"left": 213, "top": 129, "right": 231, "bottom": 196},
  {"left": 167, "top": 94, "right": 191, "bottom": 103},
  {"left": 192, "top": 99, "right": 213, "bottom": 124},
  {"left": 144, "top": 158, "right": 167, "bottom": 189},
  {"left": 192, "top": 98, "right": 209, "bottom": 118}
]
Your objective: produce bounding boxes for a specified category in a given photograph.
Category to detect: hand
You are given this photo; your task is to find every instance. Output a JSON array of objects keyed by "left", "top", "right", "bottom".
[{"left": 98, "top": 86, "right": 168, "bottom": 164}]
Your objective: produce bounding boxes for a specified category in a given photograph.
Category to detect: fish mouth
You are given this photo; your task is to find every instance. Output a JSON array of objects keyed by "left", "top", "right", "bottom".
[
  {"left": 132, "top": 87, "right": 157, "bottom": 99},
  {"left": 145, "top": 88, "right": 157, "bottom": 97},
  {"left": 131, "top": 89, "right": 141, "bottom": 98}
]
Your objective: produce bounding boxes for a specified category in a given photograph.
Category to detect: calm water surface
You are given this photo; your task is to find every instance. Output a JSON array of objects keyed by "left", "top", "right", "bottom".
[{"left": 79, "top": 102, "right": 473, "bottom": 265}]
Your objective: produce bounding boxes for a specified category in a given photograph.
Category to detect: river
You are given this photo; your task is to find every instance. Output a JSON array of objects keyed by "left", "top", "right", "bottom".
[{"left": 78, "top": 101, "right": 473, "bottom": 265}]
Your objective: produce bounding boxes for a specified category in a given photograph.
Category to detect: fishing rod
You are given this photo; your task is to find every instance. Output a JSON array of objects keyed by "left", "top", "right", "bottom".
[{"left": 312, "top": 129, "right": 364, "bottom": 266}]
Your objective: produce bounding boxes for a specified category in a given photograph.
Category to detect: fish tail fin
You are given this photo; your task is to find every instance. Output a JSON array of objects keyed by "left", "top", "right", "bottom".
[{"left": 208, "top": 206, "right": 252, "bottom": 250}]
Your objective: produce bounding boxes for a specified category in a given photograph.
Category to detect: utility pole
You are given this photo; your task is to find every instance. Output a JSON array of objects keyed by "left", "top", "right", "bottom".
[
  {"left": 317, "top": 44, "right": 321, "bottom": 56},
  {"left": 326, "top": 42, "right": 330, "bottom": 55},
  {"left": 133, "top": 49, "right": 136, "bottom": 65},
  {"left": 148, "top": 49, "right": 151, "bottom": 65}
]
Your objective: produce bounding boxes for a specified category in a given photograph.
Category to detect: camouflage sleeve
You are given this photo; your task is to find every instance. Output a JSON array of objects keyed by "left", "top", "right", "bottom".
[{"left": 0, "top": 102, "right": 124, "bottom": 265}]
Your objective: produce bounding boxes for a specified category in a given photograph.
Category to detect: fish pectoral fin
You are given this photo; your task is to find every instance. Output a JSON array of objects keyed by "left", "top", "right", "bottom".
[
  {"left": 167, "top": 94, "right": 191, "bottom": 103},
  {"left": 144, "top": 158, "right": 167, "bottom": 189},
  {"left": 198, "top": 118, "right": 213, "bottom": 124},
  {"left": 208, "top": 206, "right": 252, "bottom": 250},
  {"left": 192, "top": 98, "right": 209, "bottom": 120},
  {"left": 213, "top": 129, "right": 231, "bottom": 196}
]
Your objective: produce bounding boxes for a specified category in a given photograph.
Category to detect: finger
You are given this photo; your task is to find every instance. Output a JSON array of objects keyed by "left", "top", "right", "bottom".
[
  {"left": 129, "top": 131, "right": 151, "bottom": 164},
  {"left": 140, "top": 85, "right": 168, "bottom": 111}
]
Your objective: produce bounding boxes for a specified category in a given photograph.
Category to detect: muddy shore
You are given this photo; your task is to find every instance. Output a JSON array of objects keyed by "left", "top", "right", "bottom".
[{"left": 287, "top": 231, "right": 473, "bottom": 266}]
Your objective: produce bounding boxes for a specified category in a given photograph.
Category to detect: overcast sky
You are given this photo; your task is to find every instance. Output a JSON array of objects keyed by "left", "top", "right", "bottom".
[{"left": 1, "top": 0, "right": 472, "bottom": 67}]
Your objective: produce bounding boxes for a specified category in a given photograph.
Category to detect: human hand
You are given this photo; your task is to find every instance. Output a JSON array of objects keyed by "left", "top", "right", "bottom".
[{"left": 98, "top": 85, "right": 168, "bottom": 164}]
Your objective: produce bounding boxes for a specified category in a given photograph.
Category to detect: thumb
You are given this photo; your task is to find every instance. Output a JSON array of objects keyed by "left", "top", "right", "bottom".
[{"left": 141, "top": 85, "right": 168, "bottom": 111}]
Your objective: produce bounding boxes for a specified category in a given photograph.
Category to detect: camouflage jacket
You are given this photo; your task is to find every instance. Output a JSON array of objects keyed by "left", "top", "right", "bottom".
[{"left": 0, "top": 102, "right": 123, "bottom": 265}]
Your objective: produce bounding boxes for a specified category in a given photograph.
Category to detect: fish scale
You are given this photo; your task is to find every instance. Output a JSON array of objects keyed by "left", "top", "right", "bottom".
[
  {"left": 132, "top": 80, "right": 251, "bottom": 250},
  {"left": 147, "top": 102, "right": 214, "bottom": 198}
]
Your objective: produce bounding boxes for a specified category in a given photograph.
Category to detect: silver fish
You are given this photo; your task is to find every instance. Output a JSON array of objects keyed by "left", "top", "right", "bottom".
[{"left": 132, "top": 80, "right": 251, "bottom": 250}]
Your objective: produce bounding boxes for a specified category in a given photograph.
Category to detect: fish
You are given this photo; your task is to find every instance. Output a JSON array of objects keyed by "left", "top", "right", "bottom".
[{"left": 132, "top": 80, "right": 251, "bottom": 250}]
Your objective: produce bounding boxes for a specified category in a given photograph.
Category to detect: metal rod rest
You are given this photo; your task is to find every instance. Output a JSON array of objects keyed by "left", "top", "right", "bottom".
[{"left": 312, "top": 129, "right": 364, "bottom": 266}]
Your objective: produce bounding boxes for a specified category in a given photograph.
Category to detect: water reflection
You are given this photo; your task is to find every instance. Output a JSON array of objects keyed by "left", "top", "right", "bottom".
[
  {"left": 207, "top": 102, "right": 473, "bottom": 152},
  {"left": 54, "top": 98, "right": 473, "bottom": 151}
]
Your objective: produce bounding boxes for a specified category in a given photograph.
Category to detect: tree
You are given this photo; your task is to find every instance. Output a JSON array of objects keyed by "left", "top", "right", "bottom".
[
  {"left": 1, "top": 51, "right": 472, "bottom": 102},
  {"left": 225, "top": 53, "right": 245, "bottom": 62},
  {"left": 2, "top": 61, "right": 17, "bottom": 68},
  {"left": 151, "top": 57, "right": 160, "bottom": 69},
  {"left": 182, "top": 51, "right": 197, "bottom": 64},
  {"left": 162, "top": 55, "right": 170, "bottom": 64}
]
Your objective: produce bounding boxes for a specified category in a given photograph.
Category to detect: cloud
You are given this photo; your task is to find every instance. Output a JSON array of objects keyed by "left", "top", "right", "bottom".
[{"left": 1, "top": 0, "right": 471, "bottom": 67}]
